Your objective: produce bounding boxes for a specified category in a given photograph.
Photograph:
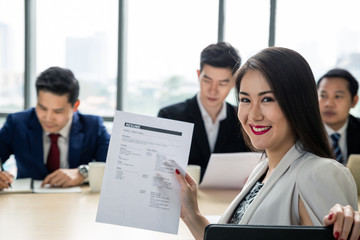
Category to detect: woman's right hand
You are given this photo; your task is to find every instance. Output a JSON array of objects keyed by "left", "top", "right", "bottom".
[
  {"left": 175, "top": 169, "right": 199, "bottom": 218},
  {"left": 323, "top": 204, "right": 360, "bottom": 240},
  {"left": 175, "top": 169, "right": 210, "bottom": 240},
  {"left": 0, "top": 171, "right": 13, "bottom": 190}
]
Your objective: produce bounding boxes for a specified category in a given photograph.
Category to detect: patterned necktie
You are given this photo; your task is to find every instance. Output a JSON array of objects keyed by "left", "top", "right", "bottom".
[
  {"left": 46, "top": 133, "right": 61, "bottom": 173},
  {"left": 330, "top": 133, "right": 343, "bottom": 164}
]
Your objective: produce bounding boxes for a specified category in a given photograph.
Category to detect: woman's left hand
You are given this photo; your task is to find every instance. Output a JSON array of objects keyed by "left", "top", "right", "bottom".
[{"left": 323, "top": 204, "right": 360, "bottom": 240}]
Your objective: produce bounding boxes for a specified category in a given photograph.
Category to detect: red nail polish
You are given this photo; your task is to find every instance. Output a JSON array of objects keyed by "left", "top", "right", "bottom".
[
  {"left": 328, "top": 212, "right": 333, "bottom": 220},
  {"left": 334, "top": 231, "right": 339, "bottom": 239},
  {"left": 175, "top": 169, "right": 180, "bottom": 174}
]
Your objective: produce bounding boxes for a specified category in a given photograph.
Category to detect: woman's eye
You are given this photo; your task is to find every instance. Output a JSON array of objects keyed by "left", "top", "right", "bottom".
[
  {"left": 262, "top": 97, "right": 274, "bottom": 102},
  {"left": 240, "top": 97, "right": 250, "bottom": 103}
]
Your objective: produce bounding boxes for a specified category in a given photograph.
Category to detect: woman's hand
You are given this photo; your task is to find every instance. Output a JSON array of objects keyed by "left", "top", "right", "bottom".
[
  {"left": 323, "top": 204, "right": 360, "bottom": 240},
  {"left": 175, "top": 169, "right": 210, "bottom": 240},
  {"left": 175, "top": 169, "right": 200, "bottom": 219}
]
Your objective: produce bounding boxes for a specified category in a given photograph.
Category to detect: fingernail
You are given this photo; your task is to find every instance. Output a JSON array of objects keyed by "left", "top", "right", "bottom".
[
  {"left": 328, "top": 212, "right": 334, "bottom": 220},
  {"left": 175, "top": 169, "right": 180, "bottom": 174},
  {"left": 334, "top": 231, "right": 339, "bottom": 239}
]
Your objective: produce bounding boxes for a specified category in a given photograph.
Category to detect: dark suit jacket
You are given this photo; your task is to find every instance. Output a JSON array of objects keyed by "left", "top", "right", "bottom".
[
  {"left": 0, "top": 108, "right": 110, "bottom": 180},
  {"left": 347, "top": 114, "right": 360, "bottom": 157},
  {"left": 158, "top": 95, "right": 249, "bottom": 180}
]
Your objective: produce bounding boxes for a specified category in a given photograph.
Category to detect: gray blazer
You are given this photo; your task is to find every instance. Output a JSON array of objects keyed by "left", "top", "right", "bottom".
[{"left": 219, "top": 143, "right": 358, "bottom": 226}]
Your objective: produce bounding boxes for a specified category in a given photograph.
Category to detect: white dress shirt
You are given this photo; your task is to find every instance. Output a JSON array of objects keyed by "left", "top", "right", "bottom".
[
  {"left": 43, "top": 117, "right": 73, "bottom": 169},
  {"left": 196, "top": 93, "right": 227, "bottom": 153},
  {"left": 324, "top": 119, "right": 348, "bottom": 160}
]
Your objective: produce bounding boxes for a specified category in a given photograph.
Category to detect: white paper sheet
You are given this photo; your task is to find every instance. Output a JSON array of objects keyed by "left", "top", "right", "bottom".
[
  {"left": 200, "top": 152, "right": 262, "bottom": 190},
  {"left": 0, "top": 178, "right": 33, "bottom": 193},
  {"left": 206, "top": 215, "right": 222, "bottom": 224},
  {"left": 96, "top": 111, "right": 194, "bottom": 234},
  {"left": 33, "top": 180, "right": 82, "bottom": 193},
  {"left": 0, "top": 178, "right": 82, "bottom": 193}
]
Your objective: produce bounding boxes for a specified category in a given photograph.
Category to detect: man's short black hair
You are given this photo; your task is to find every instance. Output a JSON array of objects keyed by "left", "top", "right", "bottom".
[
  {"left": 200, "top": 42, "right": 241, "bottom": 75},
  {"left": 35, "top": 66, "right": 80, "bottom": 106},
  {"left": 317, "top": 68, "right": 359, "bottom": 98}
]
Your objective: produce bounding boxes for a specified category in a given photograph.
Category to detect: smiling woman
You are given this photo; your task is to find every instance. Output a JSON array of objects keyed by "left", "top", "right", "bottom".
[
  {"left": 235, "top": 47, "right": 332, "bottom": 159},
  {"left": 175, "top": 47, "right": 360, "bottom": 240},
  {"left": 223, "top": 47, "right": 356, "bottom": 227},
  {"left": 238, "top": 70, "right": 295, "bottom": 160}
]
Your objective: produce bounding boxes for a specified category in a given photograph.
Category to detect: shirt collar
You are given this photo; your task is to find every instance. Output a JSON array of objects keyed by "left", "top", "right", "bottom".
[
  {"left": 196, "top": 92, "right": 227, "bottom": 122},
  {"left": 45, "top": 116, "right": 73, "bottom": 139},
  {"left": 324, "top": 118, "right": 348, "bottom": 136}
]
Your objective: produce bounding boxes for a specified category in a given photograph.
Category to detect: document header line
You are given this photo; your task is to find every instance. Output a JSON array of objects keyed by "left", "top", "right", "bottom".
[{"left": 124, "top": 122, "right": 182, "bottom": 136}]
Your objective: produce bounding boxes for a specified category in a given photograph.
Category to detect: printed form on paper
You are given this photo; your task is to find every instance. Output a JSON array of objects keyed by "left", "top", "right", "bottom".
[{"left": 96, "top": 111, "right": 194, "bottom": 234}]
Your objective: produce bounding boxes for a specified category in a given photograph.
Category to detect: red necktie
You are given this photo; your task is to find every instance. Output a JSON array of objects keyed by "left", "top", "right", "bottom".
[{"left": 46, "top": 133, "right": 61, "bottom": 173}]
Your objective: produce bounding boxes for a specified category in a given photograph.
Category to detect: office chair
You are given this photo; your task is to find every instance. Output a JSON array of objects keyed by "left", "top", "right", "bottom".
[{"left": 347, "top": 154, "right": 360, "bottom": 195}]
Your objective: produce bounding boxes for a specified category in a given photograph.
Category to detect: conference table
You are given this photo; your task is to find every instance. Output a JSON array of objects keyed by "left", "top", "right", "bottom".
[{"left": 0, "top": 186, "right": 239, "bottom": 240}]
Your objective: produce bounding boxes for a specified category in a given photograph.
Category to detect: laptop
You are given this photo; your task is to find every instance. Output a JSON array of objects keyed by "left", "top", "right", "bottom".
[
  {"left": 200, "top": 152, "right": 262, "bottom": 189},
  {"left": 204, "top": 224, "right": 335, "bottom": 240}
]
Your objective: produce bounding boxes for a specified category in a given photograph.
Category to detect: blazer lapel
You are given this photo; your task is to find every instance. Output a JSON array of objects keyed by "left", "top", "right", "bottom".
[
  {"left": 27, "top": 112, "right": 47, "bottom": 173},
  {"left": 239, "top": 144, "right": 304, "bottom": 224},
  {"left": 347, "top": 115, "right": 360, "bottom": 156},
  {"left": 214, "top": 104, "right": 236, "bottom": 152},
  {"left": 218, "top": 160, "right": 268, "bottom": 224},
  {"left": 215, "top": 121, "right": 228, "bottom": 152},
  {"left": 68, "top": 112, "right": 84, "bottom": 168},
  {"left": 188, "top": 97, "right": 210, "bottom": 158}
]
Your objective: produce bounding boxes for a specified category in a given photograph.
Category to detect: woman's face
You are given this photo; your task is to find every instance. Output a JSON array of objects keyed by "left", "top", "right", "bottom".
[{"left": 237, "top": 70, "right": 295, "bottom": 155}]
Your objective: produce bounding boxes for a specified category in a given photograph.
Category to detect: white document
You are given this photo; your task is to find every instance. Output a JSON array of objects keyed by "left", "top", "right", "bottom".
[
  {"left": 0, "top": 178, "right": 33, "bottom": 193},
  {"left": 200, "top": 152, "right": 262, "bottom": 190},
  {"left": 0, "top": 178, "right": 81, "bottom": 193},
  {"left": 33, "top": 180, "right": 82, "bottom": 193},
  {"left": 96, "top": 111, "right": 194, "bottom": 234}
]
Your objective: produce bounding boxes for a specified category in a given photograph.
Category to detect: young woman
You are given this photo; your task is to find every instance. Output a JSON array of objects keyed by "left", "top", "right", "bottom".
[{"left": 175, "top": 47, "right": 360, "bottom": 240}]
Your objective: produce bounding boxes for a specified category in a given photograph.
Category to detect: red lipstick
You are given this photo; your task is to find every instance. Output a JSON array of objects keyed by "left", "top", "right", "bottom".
[{"left": 249, "top": 124, "right": 271, "bottom": 135}]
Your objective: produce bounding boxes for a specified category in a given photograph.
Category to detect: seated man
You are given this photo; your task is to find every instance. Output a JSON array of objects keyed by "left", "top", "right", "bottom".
[
  {"left": 158, "top": 42, "right": 248, "bottom": 181},
  {"left": 0, "top": 66, "right": 110, "bottom": 190},
  {"left": 317, "top": 68, "right": 360, "bottom": 164}
]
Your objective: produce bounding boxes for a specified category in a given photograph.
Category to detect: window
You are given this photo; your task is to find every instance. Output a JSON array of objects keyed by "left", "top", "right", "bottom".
[
  {"left": 224, "top": 0, "right": 270, "bottom": 104},
  {"left": 36, "top": 0, "right": 118, "bottom": 116},
  {"left": 0, "top": 0, "right": 24, "bottom": 112},
  {"left": 125, "top": 0, "right": 218, "bottom": 116},
  {"left": 276, "top": 0, "right": 360, "bottom": 116},
  {"left": 225, "top": 0, "right": 270, "bottom": 61}
]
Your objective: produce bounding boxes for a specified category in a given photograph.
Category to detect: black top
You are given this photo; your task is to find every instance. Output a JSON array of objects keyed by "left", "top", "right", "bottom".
[{"left": 229, "top": 181, "right": 264, "bottom": 224}]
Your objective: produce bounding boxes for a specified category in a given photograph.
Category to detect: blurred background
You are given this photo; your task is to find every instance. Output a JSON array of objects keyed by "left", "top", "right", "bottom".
[{"left": 1, "top": 0, "right": 360, "bottom": 131}]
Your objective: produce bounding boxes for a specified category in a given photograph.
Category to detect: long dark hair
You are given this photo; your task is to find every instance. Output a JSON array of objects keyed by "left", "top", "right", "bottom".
[{"left": 235, "top": 47, "right": 333, "bottom": 159}]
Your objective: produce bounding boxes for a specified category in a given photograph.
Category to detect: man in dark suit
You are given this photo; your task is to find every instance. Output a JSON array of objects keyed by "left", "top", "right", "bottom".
[
  {"left": 0, "top": 67, "right": 110, "bottom": 190},
  {"left": 317, "top": 68, "right": 360, "bottom": 164},
  {"left": 158, "top": 42, "right": 248, "bottom": 181}
]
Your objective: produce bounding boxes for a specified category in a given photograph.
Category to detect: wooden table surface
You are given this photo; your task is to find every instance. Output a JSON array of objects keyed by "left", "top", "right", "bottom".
[{"left": 0, "top": 186, "right": 239, "bottom": 240}]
